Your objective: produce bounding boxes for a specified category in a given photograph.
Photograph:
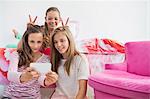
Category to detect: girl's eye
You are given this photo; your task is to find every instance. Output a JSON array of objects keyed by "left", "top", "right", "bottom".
[
  {"left": 60, "top": 39, "right": 65, "bottom": 42},
  {"left": 55, "top": 18, "right": 58, "bottom": 20},
  {"left": 37, "top": 41, "right": 42, "bottom": 43},
  {"left": 48, "top": 18, "right": 53, "bottom": 20},
  {"left": 54, "top": 41, "right": 57, "bottom": 44},
  {"left": 30, "top": 41, "right": 34, "bottom": 43}
]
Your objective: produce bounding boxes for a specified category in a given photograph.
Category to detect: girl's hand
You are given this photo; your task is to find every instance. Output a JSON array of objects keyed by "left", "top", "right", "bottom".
[
  {"left": 20, "top": 67, "right": 40, "bottom": 83},
  {"left": 44, "top": 71, "right": 58, "bottom": 86},
  {"left": 12, "top": 15, "right": 37, "bottom": 38},
  {"left": 12, "top": 29, "right": 18, "bottom": 38},
  {"left": 27, "top": 14, "right": 37, "bottom": 25}
]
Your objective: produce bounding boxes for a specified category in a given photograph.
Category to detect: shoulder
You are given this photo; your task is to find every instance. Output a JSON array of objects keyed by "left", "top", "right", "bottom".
[
  {"left": 74, "top": 54, "right": 87, "bottom": 61},
  {"left": 73, "top": 54, "right": 88, "bottom": 64}
]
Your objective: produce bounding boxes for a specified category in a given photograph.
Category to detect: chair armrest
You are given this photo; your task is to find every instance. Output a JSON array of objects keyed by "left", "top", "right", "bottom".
[{"left": 105, "top": 61, "right": 127, "bottom": 71}]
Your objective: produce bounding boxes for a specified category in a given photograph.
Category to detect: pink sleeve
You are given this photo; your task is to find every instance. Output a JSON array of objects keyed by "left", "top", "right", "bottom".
[{"left": 7, "top": 51, "right": 22, "bottom": 83}]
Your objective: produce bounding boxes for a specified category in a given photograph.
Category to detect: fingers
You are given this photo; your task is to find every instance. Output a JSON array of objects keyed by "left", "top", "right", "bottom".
[
  {"left": 46, "top": 71, "right": 58, "bottom": 82},
  {"left": 45, "top": 74, "right": 58, "bottom": 86},
  {"left": 29, "top": 14, "right": 37, "bottom": 24},
  {"left": 25, "top": 67, "right": 40, "bottom": 78},
  {"left": 46, "top": 71, "right": 52, "bottom": 76},
  {"left": 12, "top": 29, "right": 18, "bottom": 38},
  {"left": 65, "top": 17, "right": 69, "bottom": 26},
  {"left": 33, "top": 16, "right": 37, "bottom": 23},
  {"left": 25, "top": 67, "right": 33, "bottom": 72},
  {"left": 12, "top": 29, "right": 18, "bottom": 34},
  {"left": 31, "top": 71, "right": 40, "bottom": 78},
  {"left": 46, "top": 71, "right": 57, "bottom": 75},
  {"left": 29, "top": 14, "right": 32, "bottom": 22},
  {"left": 45, "top": 78, "right": 55, "bottom": 85}
]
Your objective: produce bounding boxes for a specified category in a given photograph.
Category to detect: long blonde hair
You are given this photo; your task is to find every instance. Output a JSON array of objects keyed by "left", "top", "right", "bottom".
[{"left": 50, "top": 26, "right": 79, "bottom": 75}]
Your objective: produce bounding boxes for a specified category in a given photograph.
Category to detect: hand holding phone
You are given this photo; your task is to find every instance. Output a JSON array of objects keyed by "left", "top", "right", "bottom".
[{"left": 30, "top": 63, "right": 51, "bottom": 74}]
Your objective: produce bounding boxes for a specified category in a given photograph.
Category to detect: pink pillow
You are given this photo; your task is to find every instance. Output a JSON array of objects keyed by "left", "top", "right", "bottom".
[{"left": 125, "top": 41, "right": 150, "bottom": 76}]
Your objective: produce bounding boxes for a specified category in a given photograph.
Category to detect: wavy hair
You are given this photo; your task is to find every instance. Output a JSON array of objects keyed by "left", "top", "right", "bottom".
[
  {"left": 43, "top": 7, "right": 61, "bottom": 47},
  {"left": 17, "top": 24, "right": 44, "bottom": 68}
]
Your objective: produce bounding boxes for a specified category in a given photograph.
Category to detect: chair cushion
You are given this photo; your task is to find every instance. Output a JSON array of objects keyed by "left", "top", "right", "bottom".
[
  {"left": 125, "top": 41, "right": 150, "bottom": 76},
  {"left": 89, "top": 70, "right": 150, "bottom": 93}
]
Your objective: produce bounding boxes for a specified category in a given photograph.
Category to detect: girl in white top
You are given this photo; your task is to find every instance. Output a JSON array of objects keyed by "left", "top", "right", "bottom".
[{"left": 50, "top": 26, "right": 89, "bottom": 99}]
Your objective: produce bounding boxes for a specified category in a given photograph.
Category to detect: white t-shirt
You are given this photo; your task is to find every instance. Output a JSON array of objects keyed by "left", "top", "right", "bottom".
[{"left": 52, "top": 54, "right": 89, "bottom": 99}]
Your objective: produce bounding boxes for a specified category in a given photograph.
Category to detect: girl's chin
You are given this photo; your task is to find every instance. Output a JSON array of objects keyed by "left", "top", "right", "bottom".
[
  {"left": 48, "top": 25, "right": 56, "bottom": 28},
  {"left": 32, "top": 50, "right": 40, "bottom": 53},
  {"left": 58, "top": 51, "right": 63, "bottom": 54}
]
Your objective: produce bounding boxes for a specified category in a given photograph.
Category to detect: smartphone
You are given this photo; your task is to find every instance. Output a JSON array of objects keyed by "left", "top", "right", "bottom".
[{"left": 30, "top": 63, "right": 51, "bottom": 74}]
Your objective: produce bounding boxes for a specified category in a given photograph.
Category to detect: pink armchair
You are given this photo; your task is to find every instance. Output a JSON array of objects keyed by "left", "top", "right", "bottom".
[{"left": 88, "top": 41, "right": 150, "bottom": 99}]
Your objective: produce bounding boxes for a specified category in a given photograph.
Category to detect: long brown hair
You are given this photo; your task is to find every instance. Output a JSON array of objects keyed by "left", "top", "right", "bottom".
[
  {"left": 44, "top": 7, "right": 61, "bottom": 36},
  {"left": 50, "top": 26, "right": 79, "bottom": 75},
  {"left": 17, "top": 24, "right": 44, "bottom": 68},
  {"left": 43, "top": 7, "right": 61, "bottom": 47}
]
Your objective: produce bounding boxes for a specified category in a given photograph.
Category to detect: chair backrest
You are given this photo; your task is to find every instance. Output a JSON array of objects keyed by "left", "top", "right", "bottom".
[{"left": 125, "top": 41, "right": 150, "bottom": 76}]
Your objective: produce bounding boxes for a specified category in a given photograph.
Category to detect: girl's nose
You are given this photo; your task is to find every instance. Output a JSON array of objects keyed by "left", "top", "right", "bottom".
[
  {"left": 57, "top": 42, "right": 61, "bottom": 47},
  {"left": 34, "top": 44, "right": 39, "bottom": 48}
]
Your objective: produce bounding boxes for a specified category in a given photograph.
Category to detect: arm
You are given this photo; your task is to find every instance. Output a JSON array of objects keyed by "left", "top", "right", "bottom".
[
  {"left": 76, "top": 80, "right": 87, "bottom": 99},
  {"left": 76, "top": 54, "right": 90, "bottom": 99},
  {"left": 15, "top": 33, "right": 22, "bottom": 40},
  {"left": 12, "top": 29, "right": 22, "bottom": 40},
  {"left": 8, "top": 51, "right": 39, "bottom": 83},
  {"left": 38, "top": 71, "right": 58, "bottom": 87},
  {"left": 7, "top": 51, "right": 22, "bottom": 83},
  {"left": 12, "top": 15, "right": 37, "bottom": 40},
  {"left": 44, "top": 71, "right": 58, "bottom": 86},
  {"left": 17, "top": 39, "right": 22, "bottom": 50}
]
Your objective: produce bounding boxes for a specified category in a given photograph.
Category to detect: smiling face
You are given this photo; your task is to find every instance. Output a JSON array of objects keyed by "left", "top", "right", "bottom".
[
  {"left": 28, "top": 33, "right": 43, "bottom": 53},
  {"left": 53, "top": 32, "right": 69, "bottom": 58},
  {"left": 45, "top": 11, "right": 61, "bottom": 30}
]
